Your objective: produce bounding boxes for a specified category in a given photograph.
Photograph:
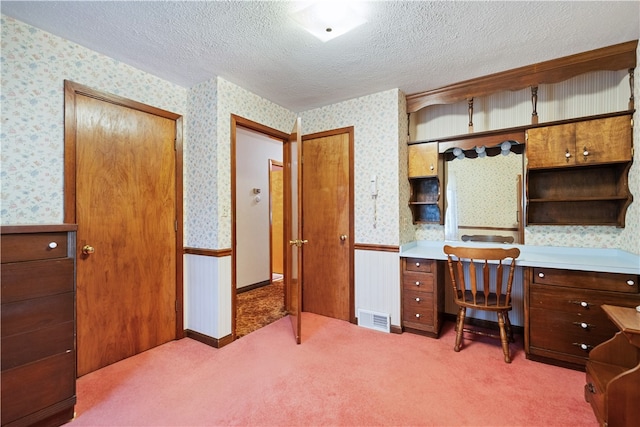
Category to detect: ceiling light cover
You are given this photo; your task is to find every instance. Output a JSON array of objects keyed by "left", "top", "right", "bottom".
[{"left": 291, "top": 1, "right": 368, "bottom": 42}]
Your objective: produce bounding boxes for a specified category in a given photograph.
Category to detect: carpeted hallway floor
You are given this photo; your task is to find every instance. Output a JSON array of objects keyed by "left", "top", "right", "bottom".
[{"left": 236, "top": 279, "right": 286, "bottom": 338}]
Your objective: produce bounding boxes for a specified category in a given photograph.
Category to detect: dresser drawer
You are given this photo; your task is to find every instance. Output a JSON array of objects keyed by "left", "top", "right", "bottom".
[
  {"left": 404, "top": 258, "right": 433, "bottom": 273},
  {"left": 532, "top": 268, "right": 638, "bottom": 293},
  {"left": 402, "top": 294, "right": 435, "bottom": 326},
  {"left": 2, "top": 321, "right": 74, "bottom": 371},
  {"left": 1, "top": 351, "right": 75, "bottom": 426},
  {"left": 1, "top": 292, "right": 74, "bottom": 338},
  {"left": 529, "top": 284, "right": 640, "bottom": 316},
  {"left": 1, "top": 258, "right": 74, "bottom": 303},
  {"left": 402, "top": 271, "right": 434, "bottom": 292},
  {"left": 529, "top": 307, "right": 618, "bottom": 357},
  {"left": 1, "top": 232, "right": 69, "bottom": 263}
]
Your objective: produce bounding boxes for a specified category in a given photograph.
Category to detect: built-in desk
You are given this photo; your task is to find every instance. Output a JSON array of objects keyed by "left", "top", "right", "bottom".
[{"left": 399, "top": 241, "right": 640, "bottom": 369}]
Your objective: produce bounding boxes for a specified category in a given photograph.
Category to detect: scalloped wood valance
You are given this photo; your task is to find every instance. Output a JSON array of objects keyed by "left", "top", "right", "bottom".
[{"left": 406, "top": 40, "right": 638, "bottom": 113}]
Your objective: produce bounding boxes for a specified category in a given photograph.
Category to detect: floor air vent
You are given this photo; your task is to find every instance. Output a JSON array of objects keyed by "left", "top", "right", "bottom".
[{"left": 357, "top": 309, "right": 390, "bottom": 333}]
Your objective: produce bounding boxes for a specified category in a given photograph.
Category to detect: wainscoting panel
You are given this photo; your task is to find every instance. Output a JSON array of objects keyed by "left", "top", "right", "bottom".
[
  {"left": 355, "top": 250, "right": 401, "bottom": 328},
  {"left": 184, "top": 254, "right": 232, "bottom": 339}
]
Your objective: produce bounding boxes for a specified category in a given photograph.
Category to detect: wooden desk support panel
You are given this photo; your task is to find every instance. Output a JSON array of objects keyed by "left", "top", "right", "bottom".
[{"left": 585, "top": 305, "right": 640, "bottom": 427}]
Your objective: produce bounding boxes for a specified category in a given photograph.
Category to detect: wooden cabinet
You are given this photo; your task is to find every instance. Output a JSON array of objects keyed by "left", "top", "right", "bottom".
[
  {"left": 401, "top": 258, "right": 444, "bottom": 337},
  {"left": 585, "top": 305, "right": 640, "bottom": 427},
  {"left": 1, "top": 225, "right": 77, "bottom": 427},
  {"left": 408, "top": 142, "right": 443, "bottom": 224},
  {"left": 525, "top": 267, "right": 640, "bottom": 370},
  {"left": 526, "top": 113, "right": 633, "bottom": 227}
]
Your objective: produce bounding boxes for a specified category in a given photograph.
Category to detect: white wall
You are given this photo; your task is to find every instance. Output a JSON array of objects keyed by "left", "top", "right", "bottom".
[{"left": 236, "top": 127, "right": 282, "bottom": 288}]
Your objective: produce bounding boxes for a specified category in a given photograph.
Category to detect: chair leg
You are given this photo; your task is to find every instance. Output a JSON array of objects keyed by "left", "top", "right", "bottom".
[
  {"left": 504, "top": 311, "right": 514, "bottom": 343},
  {"left": 497, "top": 311, "right": 511, "bottom": 363},
  {"left": 454, "top": 306, "right": 466, "bottom": 352}
]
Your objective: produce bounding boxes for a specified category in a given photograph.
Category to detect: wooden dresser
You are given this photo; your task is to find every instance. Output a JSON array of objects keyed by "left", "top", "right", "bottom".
[
  {"left": 401, "top": 257, "right": 445, "bottom": 337},
  {"left": 1, "top": 224, "right": 77, "bottom": 427},
  {"left": 525, "top": 267, "right": 640, "bottom": 369}
]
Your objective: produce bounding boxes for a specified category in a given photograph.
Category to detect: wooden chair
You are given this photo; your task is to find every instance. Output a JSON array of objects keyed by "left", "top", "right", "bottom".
[{"left": 443, "top": 245, "right": 521, "bottom": 363}]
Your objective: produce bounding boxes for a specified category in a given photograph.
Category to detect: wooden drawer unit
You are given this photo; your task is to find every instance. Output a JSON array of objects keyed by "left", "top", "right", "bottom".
[
  {"left": 1, "top": 225, "right": 77, "bottom": 427},
  {"left": 525, "top": 267, "right": 640, "bottom": 369},
  {"left": 401, "top": 258, "right": 444, "bottom": 337}
]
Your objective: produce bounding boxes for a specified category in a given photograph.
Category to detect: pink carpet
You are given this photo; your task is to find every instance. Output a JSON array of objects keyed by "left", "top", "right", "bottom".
[{"left": 70, "top": 313, "right": 597, "bottom": 426}]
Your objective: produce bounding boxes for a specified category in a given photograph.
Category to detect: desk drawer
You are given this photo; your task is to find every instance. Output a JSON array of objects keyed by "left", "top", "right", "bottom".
[
  {"left": 1, "top": 232, "right": 69, "bottom": 263},
  {"left": 2, "top": 321, "right": 74, "bottom": 371},
  {"left": 532, "top": 268, "right": 638, "bottom": 293},
  {"left": 402, "top": 272, "right": 434, "bottom": 292},
  {"left": 529, "top": 284, "right": 640, "bottom": 317},
  {"left": 404, "top": 258, "right": 433, "bottom": 273}
]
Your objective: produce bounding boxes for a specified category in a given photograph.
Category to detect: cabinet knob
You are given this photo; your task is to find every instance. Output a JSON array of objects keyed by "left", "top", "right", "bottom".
[
  {"left": 415, "top": 262, "right": 420, "bottom": 267},
  {"left": 573, "top": 342, "right": 592, "bottom": 352},
  {"left": 48, "top": 241, "right": 58, "bottom": 249},
  {"left": 582, "top": 147, "right": 589, "bottom": 157},
  {"left": 569, "top": 300, "right": 589, "bottom": 308},
  {"left": 573, "top": 321, "right": 592, "bottom": 329},
  {"left": 429, "top": 164, "right": 434, "bottom": 171},
  {"left": 415, "top": 313, "right": 421, "bottom": 318},
  {"left": 565, "top": 149, "right": 571, "bottom": 159},
  {"left": 415, "top": 297, "right": 421, "bottom": 302},
  {"left": 627, "top": 280, "right": 635, "bottom": 286},
  {"left": 538, "top": 272, "right": 545, "bottom": 278},
  {"left": 415, "top": 281, "right": 420, "bottom": 286}
]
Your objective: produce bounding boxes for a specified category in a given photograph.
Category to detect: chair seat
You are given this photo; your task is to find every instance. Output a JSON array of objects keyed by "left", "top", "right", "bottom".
[{"left": 456, "top": 290, "right": 512, "bottom": 311}]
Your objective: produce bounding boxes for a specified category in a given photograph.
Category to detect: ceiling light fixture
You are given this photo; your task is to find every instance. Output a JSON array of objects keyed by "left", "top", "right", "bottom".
[{"left": 291, "top": 1, "right": 368, "bottom": 42}]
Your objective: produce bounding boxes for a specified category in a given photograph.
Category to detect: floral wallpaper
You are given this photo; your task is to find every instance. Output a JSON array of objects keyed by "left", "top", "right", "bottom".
[
  {"left": 1, "top": 16, "right": 187, "bottom": 224},
  {"left": 301, "top": 89, "right": 402, "bottom": 246}
]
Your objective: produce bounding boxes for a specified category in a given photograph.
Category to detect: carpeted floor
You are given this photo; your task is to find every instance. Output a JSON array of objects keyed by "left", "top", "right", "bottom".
[
  {"left": 72, "top": 313, "right": 598, "bottom": 426},
  {"left": 236, "top": 280, "right": 287, "bottom": 338}
]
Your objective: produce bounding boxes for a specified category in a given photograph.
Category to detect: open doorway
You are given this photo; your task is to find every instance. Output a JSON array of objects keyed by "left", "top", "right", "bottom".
[{"left": 232, "top": 118, "right": 289, "bottom": 338}]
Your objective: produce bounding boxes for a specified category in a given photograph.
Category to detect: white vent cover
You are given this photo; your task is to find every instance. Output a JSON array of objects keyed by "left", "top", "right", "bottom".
[{"left": 357, "top": 309, "right": 390, "bottom": 333}]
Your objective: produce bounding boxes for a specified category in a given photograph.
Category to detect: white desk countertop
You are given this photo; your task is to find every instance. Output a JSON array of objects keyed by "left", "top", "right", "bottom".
[{"left": 399, "top": 241, "right": 640, "bottom": 275}]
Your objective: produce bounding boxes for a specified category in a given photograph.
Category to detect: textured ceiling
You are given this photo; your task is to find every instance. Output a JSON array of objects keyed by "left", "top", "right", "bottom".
[{"left": 2, "top": 1, "right": 639, "bottom": 112}]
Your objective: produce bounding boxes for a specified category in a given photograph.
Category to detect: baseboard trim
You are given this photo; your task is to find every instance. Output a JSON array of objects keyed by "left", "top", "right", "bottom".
[
  {"left": 185, "top": 329, "right": 233, "bottom": 348},
  {"left": 237, "top": 280, "right": 271, "bottom": 294}
]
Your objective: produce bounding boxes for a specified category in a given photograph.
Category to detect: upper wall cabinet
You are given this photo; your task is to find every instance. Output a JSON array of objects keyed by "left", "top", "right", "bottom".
[
  {"left": 527, "top": 115, "right": 632, "bottom": 169},
  {"left": 526, "top": 113, "right": 633, "bottom": 227},
  {"left": 408, "top": 142, "right": 439, "bottom": 177}
]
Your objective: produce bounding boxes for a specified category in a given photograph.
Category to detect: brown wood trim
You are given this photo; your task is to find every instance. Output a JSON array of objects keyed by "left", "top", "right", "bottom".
[
  {"left": 63, "top": 80, "right": 184, "bottom": 341},
  {"left": 185, "top": 330, "right": 233, "bottom": 349},
  {"left": 354, "top": 243, "right": 400, "bottom": 252},
  {"left": 303, "top": 126, "right": 354, "bottom": 141},
  {"left": 1, "top": 224, "right": 78, "bottom": 234},
  {"left": 183, "top": 247, "right": 232, "bottom": 257},
  {"left": 390, "top": 325, "right": 403, "bottom": 334},
  {"left": 407, "top": 40, "right": 638, "bottom": 112},
  {"left": 457, "top": 226, "right": 519, "bottom": 232}
]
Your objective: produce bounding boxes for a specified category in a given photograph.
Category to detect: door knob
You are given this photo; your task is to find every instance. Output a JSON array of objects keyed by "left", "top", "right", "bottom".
[
  {"left": 340, "top": 234, "right": 347, "bottom": 241},
  {"left": 82, "top": 245, "right": 95, "bottom": 255}
]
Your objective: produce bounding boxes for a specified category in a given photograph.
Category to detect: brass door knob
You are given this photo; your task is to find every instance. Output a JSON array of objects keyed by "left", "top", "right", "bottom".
[
  {"left": 82, "top": 245, "right": 95, "bottom": 255},
  {"left": 340, "top": 235, "right": 347, "bottom": 241}
]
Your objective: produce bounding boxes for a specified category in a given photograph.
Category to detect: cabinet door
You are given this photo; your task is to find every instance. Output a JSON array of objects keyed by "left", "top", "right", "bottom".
[
  {"left": 575, "top": 116, "right": 632, "bottom": 164},
  {"left": 526, "top": 123, "right": 575, "bottom": 169},
  {"left": 408, "top": 143, "right": 438, "bottom": 177}
]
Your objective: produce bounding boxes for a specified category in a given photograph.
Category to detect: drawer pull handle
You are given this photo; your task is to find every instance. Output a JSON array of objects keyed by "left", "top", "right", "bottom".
[
  {"left": 569, "top": 300, "right": 589, "bottom": 308},
  {"left": 415, "top": 313, "right": 421, "bottom": 318},
  {"left": 573, "top": 322, "right": 593, "bottom": 329},
  {"left": 48, "top": 242, "right": 58, "bottom": 249},
  {"left": 415, "top": 297, "right": 421, "bottom": 302},
  {"left": 415, "top": 281, "right": 420, "bottom": 286},
  {"left": 627, "top": 280, "right": 635, "bottom": 286},
  {"left": 573, "top": 343, "right": 592, "bottom": 352},
  {"left": 538, "top": 272, "right": 545, "bottom": 278},
  {"left": 415, "top": 262, "right": 420, "bottom": 267}
]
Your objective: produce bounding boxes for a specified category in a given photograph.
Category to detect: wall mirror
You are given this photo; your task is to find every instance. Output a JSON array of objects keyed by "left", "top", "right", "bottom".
[{"left": 442, "top": 141, "right": 525, "bottom": 244}]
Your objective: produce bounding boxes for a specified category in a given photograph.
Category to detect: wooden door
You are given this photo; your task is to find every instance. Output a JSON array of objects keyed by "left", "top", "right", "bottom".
[
  {"left": 408, "top": 143, "right": 438, "bottom": 177},
  {"left": 64, "top": 82, "right": 181, "bottom": 376},
  {"left": 301, "top": 129, "right": 353, "bottom": 321},
  {"left": 526, "top": 123, "right": 575, "bottom": 168},
  {"left": 285, "top": 118, "right": 303, "bottom": 343},
  {"left": 575, "top": 116, "right": 632, "bottom": 164}
]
